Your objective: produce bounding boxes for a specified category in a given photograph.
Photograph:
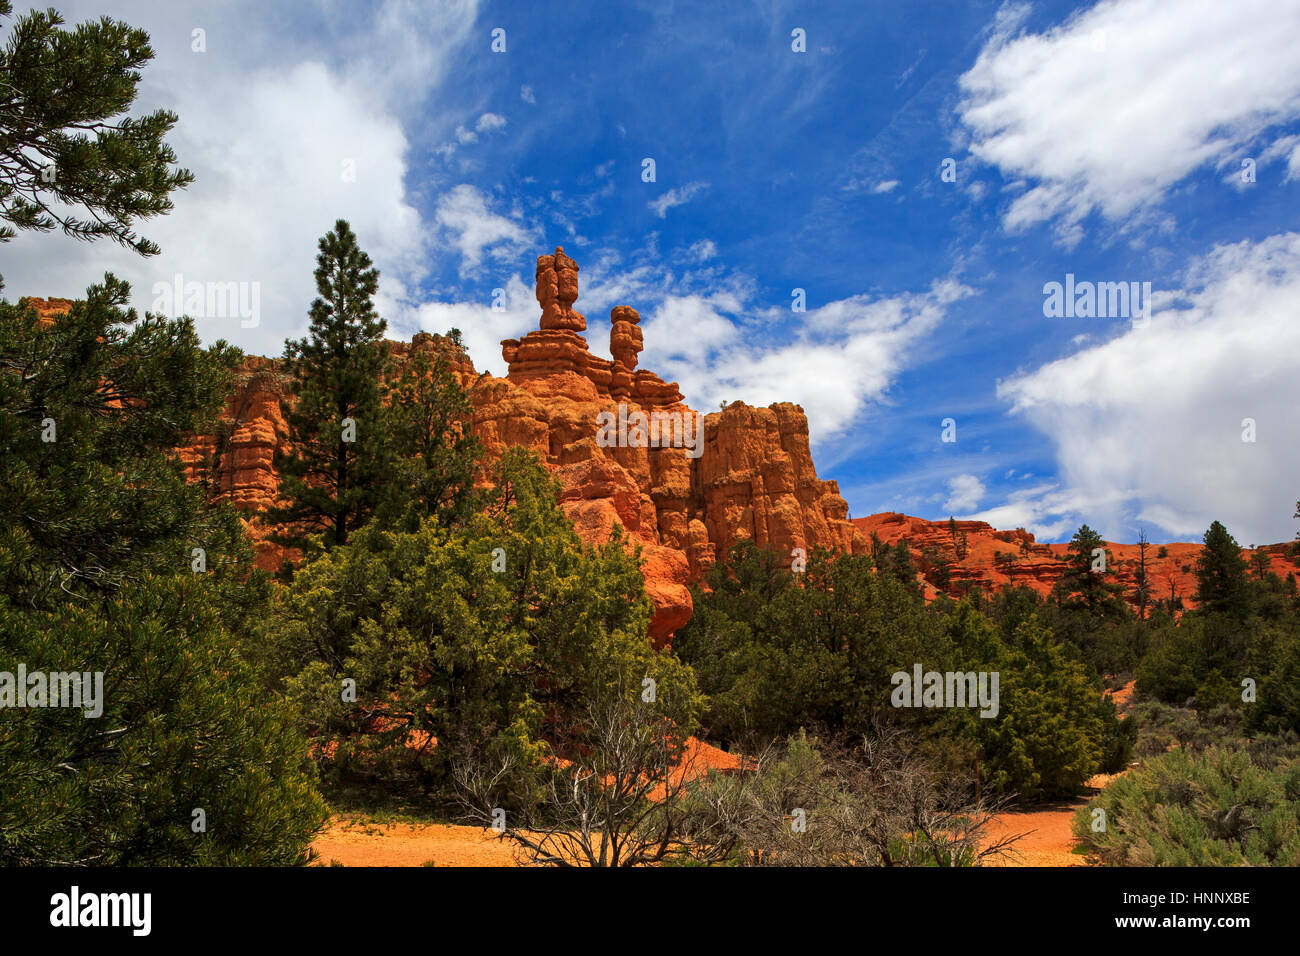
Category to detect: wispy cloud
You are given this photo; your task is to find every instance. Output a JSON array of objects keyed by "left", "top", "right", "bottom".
[
  {"left": 990, "top": 231, "right": 1300, "bottom": 543},
  {"left": 648, "top": 181, "right": 710, "bottom": 218},
  {"left": 959, "top": 0, "right": 1300, "bottom": 241}
]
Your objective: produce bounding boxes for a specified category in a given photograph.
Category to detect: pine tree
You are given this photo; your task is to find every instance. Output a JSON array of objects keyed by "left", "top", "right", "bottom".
[
  {"left": 374, "top": 341, "right": 482, "bottom": 532},
  {"left": 0, "top": 281, "right": 326, "bottom": 864},
  {"left": 1133, "top": 528, "right": 1152, "bottom": 621},
  {"left": 269, "top": 220, "right": 390, "bottom": 549},
  {"left": 1194, "top": 520, "right": 1250, "bottom": 619},
  {"left": 0, "top": 3, "right": 193, "bottom": 290},
  {"left": 1055, "top": 524, "right": 1122, "bottom": 612}
]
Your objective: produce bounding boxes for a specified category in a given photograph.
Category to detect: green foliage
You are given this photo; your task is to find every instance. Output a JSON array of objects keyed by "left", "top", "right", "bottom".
[
  {"left": 0, "top": 3, "right": 192, "bottom": 288},
  {"left": 1136, "top": 618, "right": 1203, "bottom": 705},
  {"left": 674, "top": 543, "right": 943, "bottom": 743},
  {"left": 946, "top": 609, "right": 1122, "bottom": 800},
  {"left": 0, "top": 575, "right": 327, "bottom": 865},
  {"left": 1195, "top": 520, "right": 1250, "bottom": 619},
  {"left": 258, "top": 448, "right": 702, "bottom": 797},
  {"left": 373, "top": 344, "right": 482, "bottom": 532},
  {"left": 268, "top": 220, "right": 390, "bottom": 549},
  {"left": 0, "top": 282, "right": 326, "bottom": 864},
  {"left": 1054, "top": 524, "right": 1126, "bottom": 615},
  {"left": 676, "top": 543, "right": 1127, "bottom": 802},
  {"left": 1133, "top": 520, "right": 1300, "bottom": 734},
  {"left": 0, "top": 278, "right": 242, "bottom": 598},
  {"left": 1074, "top": 745, "right": 1300, "bottom": 866}
]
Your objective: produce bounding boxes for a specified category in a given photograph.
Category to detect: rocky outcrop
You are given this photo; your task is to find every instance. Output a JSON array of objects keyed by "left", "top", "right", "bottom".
[
  {"left": 29, "top": 281, "right": 1300, "bottom": 636},
  {"left": 853, "top": 512, "right": 1300, "bottom": 613},
  {"left": 23, "top": 296, "right": 76, "bottom": 327},
  {"left": 154, "top": 247, "right": 864, "bottom": 646},
  {"left": 475, "top": 248, "right": 864, "bottom": 643}
]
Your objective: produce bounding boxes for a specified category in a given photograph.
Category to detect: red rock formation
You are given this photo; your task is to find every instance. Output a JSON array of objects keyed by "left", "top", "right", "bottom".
[
  {"left": 27, "top": 284, "right": 1300, "bottom": 638},
  {"left": 171, "top": 247, "right": 865, "bottom": 645},
  {"left": 852, "top": 513, "right": 1300, "bottom": 613},
  {"left": 21, "top": 296, "right": 76, "bottom": 327},
  {"left": 472, "top": 247, "right": 864, "bottom": 642}
]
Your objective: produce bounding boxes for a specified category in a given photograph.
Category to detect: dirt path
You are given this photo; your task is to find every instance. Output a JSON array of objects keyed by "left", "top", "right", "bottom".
[
  {"left": 312, "top": 756, "right": 1130, "bottom": 867},
  {"left": 982, "top": 800, "right": 1090, "bottom": 866},
  {"left": 312, "top": 817, "right": 518, "bottom": 867},
  {"left": 314, "top": 799, "right": 1099, "bottom": 868},
  {"left": 982, "top": 770, "right": 1127, "bottom": 867}
]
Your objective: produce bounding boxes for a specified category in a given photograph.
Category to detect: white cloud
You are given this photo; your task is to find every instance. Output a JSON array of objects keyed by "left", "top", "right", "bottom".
[
  {"left": 967, "top": 483, "right": 1100, "bottom": 541},
  {"left": 520, "top": 85, "right": 536, "bottom": 104},
  {"left": 414, "top": 274, "right": 536, "bottom": 377},
  {"left": 648, "top": 181, "right": 710, "bottom": 218},
  {"left": 640, "top": 279, "right": 973, "bottom": 443},
  {"left": 959, "top": 0, "right": 1300, "bottom": 238},
  {"left": 688, "top": 239, "right": 717, "bottom": 261},
  {"left": 872, "top": 179, "right": 901, "bottom": 194},
  {"left": 993, "top": 231, "right": 1300, "bottom": 544},
  {"left": 943, "top": 474, "right": 986, "bottom": 514},
  {"left": 1260, "top": 134, "right": 1300, "bottom": 182},
  {"left": 434, "top": 185, "right": 535, "bottom": 274},
  {"left": 446, "top": 111, "right": 508, "bottom": 150},
  {"left": 0, "top": 0, "right": 481, "bottom": 357}
]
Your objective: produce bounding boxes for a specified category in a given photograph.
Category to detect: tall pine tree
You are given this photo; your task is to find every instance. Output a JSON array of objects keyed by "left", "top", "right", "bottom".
[
  {"left": 1055, "top": 523, "right": 1124, "bottom": 613},
  {"left": 1194, "top": 520, "right": 1250, "bottom": 619},
  {"left": 0, "top": 2, "right": 193, "bottom": 290},
  {"left": 374, "top": 339, "right": 483, "bottom": 532},
  {"left": 270, "top": 220, "right": 390, "bottom": 549}
]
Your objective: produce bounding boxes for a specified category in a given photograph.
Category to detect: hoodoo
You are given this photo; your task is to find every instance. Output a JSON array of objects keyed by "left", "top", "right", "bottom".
[{"left": 36, "top": 247, "right": 868, "bottom": 646}]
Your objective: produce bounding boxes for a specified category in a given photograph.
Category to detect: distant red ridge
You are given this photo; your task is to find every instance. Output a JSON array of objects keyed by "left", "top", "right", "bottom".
[{"left": 852, "top": 512, "right": 1299, "bottom": 611}]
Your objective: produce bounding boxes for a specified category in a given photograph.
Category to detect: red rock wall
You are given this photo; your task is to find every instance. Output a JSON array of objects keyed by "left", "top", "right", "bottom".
[
  {"left": 26, "top": 288, "right": 1298, "bottom": 639},
  {"left": 853, "top": 513, "right": 1300, "bottom": 613},
  {"left": 160, "top": 248, "right": 867, "bottom": 646}
]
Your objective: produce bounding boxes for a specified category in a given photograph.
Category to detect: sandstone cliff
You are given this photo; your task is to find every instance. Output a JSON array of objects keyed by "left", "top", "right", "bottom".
[
  {"left": 154, "top": 247, "right": 867, "bottom": 645},
  {"left": 854, "top": 512, "right": 1300, "bottom": 613},
  {"left": 24, "top": 282, "right": 1298, "bottom": 636}
]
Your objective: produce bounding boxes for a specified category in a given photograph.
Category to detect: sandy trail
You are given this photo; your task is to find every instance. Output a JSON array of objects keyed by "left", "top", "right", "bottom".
[
  {"left": 981, "top": 800, "right": 1090, "bottom": 867},
  {"left": 313, "top": 818, "right": 518, "bottom": 867},
  {"left": 311, "top": 728, "right": 1131, "bottom": 867},
  {"left": 312, "top": 800, "right": 1097, "bottom": 868}
]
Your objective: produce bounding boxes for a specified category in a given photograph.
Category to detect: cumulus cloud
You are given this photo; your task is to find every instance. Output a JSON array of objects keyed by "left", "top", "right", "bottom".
[
  {"left": 648, "top": 182, "right": 710, "bottom": 218},
  {"left": 989, "top": 231, "right": 1300, "bottom": 544},
  {"left": 434, "top": 185, "right": 535, "bottom": 275},
  {"left": 959, "top": 0, "right": 1300, "bottom": 238},
  {"left": 639, "top": 278, "right": 973, "bottom": 443},
  {"left": 1, "top": 0, "right": 480, "bottom": 356},
  {"left": 943, "top": 474, "right": 986, "bottom": 514}
]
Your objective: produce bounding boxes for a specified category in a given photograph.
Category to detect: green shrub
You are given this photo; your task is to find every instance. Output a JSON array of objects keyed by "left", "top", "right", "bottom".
[{"left": 1074, "top": 745, "right": 1300, "bottom": 865}]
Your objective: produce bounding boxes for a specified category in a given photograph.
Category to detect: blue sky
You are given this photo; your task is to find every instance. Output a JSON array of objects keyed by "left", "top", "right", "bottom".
[{"left": 7, "top": 0, "right": 1300, "bottom": 545}]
